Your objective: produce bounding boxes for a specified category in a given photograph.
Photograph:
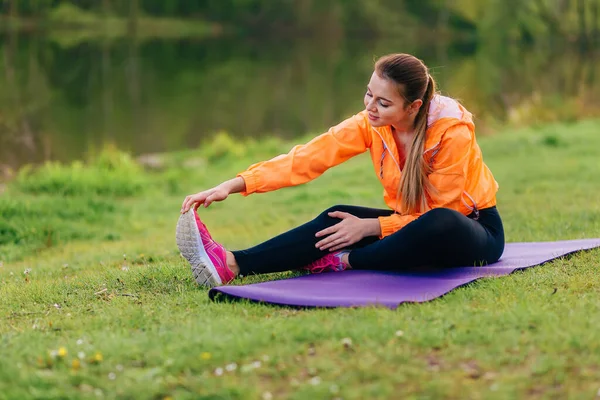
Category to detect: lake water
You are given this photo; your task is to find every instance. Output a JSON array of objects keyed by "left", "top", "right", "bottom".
[{"left": 0, "top": 31, "right": 598, "bottom": 175}]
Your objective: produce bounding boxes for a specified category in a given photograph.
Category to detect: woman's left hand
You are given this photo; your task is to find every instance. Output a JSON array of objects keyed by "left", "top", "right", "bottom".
[{"left": 315, "top": 211, "right": 374, "bottom": 251}]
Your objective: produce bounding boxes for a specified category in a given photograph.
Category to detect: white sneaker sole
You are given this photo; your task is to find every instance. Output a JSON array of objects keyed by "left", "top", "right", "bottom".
[{"left": 175, "top": 210, "right": 223, "bottom": 287}]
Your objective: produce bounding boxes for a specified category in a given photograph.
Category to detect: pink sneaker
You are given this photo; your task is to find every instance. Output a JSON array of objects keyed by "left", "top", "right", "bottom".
[
  {"left": 304, "top": 252, "right": 351, "bottom": 274},
  {"left": 176, "top": 209, "right": 235, "bottom": 287}
]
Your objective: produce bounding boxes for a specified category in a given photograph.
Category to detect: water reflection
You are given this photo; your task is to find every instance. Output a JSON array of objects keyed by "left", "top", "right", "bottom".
[{"left": 0, "top": 31, "right": 598, "bottom": 175}]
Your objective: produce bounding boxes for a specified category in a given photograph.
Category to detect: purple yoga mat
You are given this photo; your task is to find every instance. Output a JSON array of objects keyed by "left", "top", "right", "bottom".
[{"left": 209, "top": 239, "right": 600, "bottom": 309}]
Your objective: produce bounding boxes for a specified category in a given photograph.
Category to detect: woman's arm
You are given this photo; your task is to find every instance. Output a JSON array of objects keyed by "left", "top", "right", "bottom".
[
  {"left": 182, "top": 111, "right": 372, "bottom": 212},
  {"left": 181, "top": 176, "right": 246, "bottom": 212},
  {"left": 237, "top": 112, "right": 372, "bottom": 196}
]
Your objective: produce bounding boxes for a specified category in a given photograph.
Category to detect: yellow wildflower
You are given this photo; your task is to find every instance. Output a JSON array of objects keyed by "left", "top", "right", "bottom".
[
  {"left": 200, "top": 352, "right": 211, "bottom": 360},
  {"left": 92, "top": 352, "right": 103, "bottom": 364},
  {"left": 58, "top": 347, "right": 68, "bottom": 358},
  {"left": 71, "top": 359, "right": 81, "bottom": 371}
]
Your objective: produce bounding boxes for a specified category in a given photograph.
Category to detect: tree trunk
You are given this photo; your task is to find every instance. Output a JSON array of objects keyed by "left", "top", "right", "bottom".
[
  {"left": 534, "top": 0, "right": 563, "bottom": 36},
  {"left": 577, "top": 0, "right": 588, "bottom": 45},
  {"left": 558, "top": 0, "right": 570, "bottom": 13},
  {"left": 102, "top": 38, "right": 114, "bottom": 143},
  {"left": 128, "top": 0, "right": 139, "bottom": 35},
  {"left": 592, "top": 0, "right": 599, "bottom": 43},
  {"left": 3, "top": 30, "right": 36, "bottom": 153},
  {"left": 102, "top": 0, "right": 111, "bottom": 14},
  {"left": 8, "top": 0, "right": 17, "bottom": 19},
  {"left": 102, "top": 0, "right": 111, "bottom": 27},
  {"left": 127, "top": 0, "right": 141, "bottom": 151},
  {"left": 436, "top": 0, "right": 450, "bottom": 86}
]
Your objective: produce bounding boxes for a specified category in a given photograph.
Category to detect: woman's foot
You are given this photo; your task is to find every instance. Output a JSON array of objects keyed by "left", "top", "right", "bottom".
[
  {"left": 175, "top": 209, "right": 236, "bottom": 287},
  {"left": 304, "top": 251, "right": 351, "bottom": 274}
]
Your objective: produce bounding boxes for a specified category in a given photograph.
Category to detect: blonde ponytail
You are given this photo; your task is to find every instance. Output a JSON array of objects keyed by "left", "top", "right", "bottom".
[
  {"left": 398, "top": 75, "right": 436, "bottom": 214},
  {"left": 374, "top": 54, "right": 437, "bottom": 214}
]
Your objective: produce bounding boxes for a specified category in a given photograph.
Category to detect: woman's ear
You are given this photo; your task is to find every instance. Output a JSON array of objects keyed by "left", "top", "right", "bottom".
[{"left": 410, "top": 99, "right": 423, "bottom": 115}]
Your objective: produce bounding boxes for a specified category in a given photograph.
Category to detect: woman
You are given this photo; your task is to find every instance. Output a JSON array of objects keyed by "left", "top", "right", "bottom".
[{"left": 176, "top": 53, "right": 505, "bottom": 287}]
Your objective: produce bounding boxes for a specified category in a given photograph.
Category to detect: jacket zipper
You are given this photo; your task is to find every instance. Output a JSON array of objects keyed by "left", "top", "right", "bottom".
[
  {"left": 375, "top": 129, "right": 478, "bottom": 219},
  {"left": 462, "top": 190, "right": 479, "bottom": 220},
  {"left": 373, "top": 128, "right": 402, "bottom": 214},
  {"left": 424, "top": 141, "right": 441, "bottom": 156},
  {"left": 374, "top": 129, "right": 443, "bottom": 215},
  {"left": 373, "top": 128, "right": 401, "bottom": 173}
]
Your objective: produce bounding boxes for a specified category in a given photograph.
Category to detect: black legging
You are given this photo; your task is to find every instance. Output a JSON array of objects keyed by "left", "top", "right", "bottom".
[{"left": 233, "top": 205, "right": 505, "bottom": 276}]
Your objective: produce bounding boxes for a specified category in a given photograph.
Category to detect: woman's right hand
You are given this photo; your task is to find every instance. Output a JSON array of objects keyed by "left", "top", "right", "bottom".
[{"left": 181, "top": 185, "right": 230, "bottom": 213}]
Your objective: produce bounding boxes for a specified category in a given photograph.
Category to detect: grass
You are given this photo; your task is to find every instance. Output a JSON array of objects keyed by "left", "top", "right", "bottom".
[{"left": 1, "top": 119, "right": 600, "bottom": 399}]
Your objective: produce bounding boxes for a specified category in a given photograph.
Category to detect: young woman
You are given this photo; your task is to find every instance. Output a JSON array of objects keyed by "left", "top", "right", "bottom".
[{"left": 176, "top": 53, "right": 505, "bottom": 287}]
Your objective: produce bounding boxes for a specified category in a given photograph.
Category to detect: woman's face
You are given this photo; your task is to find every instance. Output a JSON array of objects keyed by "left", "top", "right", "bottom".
[{"left": 364, "top": 72, "right": 420, "bottom": 131}]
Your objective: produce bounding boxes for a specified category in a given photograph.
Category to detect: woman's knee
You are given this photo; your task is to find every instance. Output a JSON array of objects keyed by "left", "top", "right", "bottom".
[
  {"left": 419, "top": 208, "right": 465, "bottom": 236},
  {"left": 317, "top": 205, "right": 354, "bottom": 219}
]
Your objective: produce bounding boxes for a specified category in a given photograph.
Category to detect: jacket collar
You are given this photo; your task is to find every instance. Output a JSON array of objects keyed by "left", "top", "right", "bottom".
[
  {"left": 425, "top": 95, "right": 474, "bottom": 150},
  {"left": 372, "top": 95, "right": 474, "bottom": 153}
]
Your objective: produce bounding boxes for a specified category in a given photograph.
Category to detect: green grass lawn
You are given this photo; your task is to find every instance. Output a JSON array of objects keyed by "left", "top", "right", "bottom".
[{"left": 1, "top": 120, "right": 599, "bottom": 399}]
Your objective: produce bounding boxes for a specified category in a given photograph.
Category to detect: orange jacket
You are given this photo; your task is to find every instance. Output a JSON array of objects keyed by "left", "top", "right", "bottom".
[{"left": 237, "top": 95, "right": 498, "bottom": 238}]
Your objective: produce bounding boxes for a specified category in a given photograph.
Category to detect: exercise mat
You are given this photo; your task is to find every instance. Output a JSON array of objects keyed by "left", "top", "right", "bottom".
[{"left": 208, "top": 239, "right": 600, "bottom": 309}]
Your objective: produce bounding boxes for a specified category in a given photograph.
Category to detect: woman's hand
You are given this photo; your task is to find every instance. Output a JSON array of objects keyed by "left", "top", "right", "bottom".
[
  {"left": 315, "top": 212, "right": 380, "bottom": 251},
  {"left": 181, "top": 185, "right": 230, "bottom": 213},
  {"left": 181, "top": 177, "right": 247, "bottom": 213}
]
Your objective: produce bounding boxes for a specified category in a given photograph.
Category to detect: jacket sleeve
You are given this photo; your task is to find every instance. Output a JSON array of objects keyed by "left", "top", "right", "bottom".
[
  {"left": 237, "top": 112, "right": 372, "bottom": 195},
  {"left": 377, "top": 124, "right": 473, "bottom": 237}
]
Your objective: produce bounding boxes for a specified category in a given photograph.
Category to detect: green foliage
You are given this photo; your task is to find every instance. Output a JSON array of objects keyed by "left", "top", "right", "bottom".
[
  {"left": 47, "top": 2, "right": 99, "bottom": 25},
  {"left": 1, "top": 0, "right": 597, "bottom": 176},
  {"left": 0, "top": 148, "right": 152, "bottom": 260},
  {"left": 14, "top": 149, "right": 150, "bottom": 197},
  {"left": 201, "top": 131, "right": 248, "bottom": 163},
  {"left": 6, "top": 0, "right": 598, "bottom": 42}
]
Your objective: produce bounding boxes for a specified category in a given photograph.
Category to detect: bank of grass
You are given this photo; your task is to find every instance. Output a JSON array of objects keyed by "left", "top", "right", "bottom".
[{"left": 1, "top": 119, "right": 599, "bottom": 399}]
